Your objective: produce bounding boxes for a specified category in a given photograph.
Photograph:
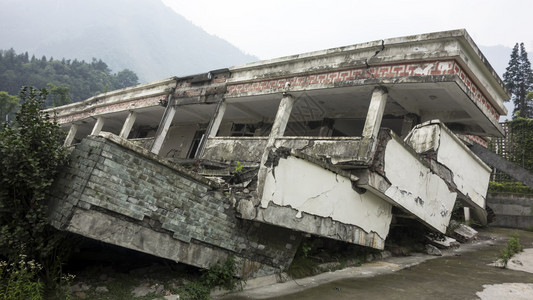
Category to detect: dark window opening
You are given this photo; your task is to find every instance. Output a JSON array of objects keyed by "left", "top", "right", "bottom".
[{"left": 187, "top": 130, "right": 206, "bottom": 159}]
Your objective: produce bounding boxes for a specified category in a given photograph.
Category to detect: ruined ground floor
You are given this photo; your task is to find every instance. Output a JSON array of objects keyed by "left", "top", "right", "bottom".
[{"left": 48, "top": 121, "right": 491, "bottom": 279}]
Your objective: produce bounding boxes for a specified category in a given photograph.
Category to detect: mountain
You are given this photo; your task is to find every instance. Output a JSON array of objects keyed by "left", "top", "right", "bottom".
[{"left": 0, "top": 0, "right": 257, "bottom": 83}]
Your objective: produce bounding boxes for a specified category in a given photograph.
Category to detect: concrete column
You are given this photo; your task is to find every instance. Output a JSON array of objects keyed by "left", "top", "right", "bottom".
[
  {"left": 151, "top": 106, "right": 177, "bottom": 155},
  {"left": 119, "top": 111, "right": 137, "bottom": 139},
  {"left": 268, "top": 94, "right": 294, "bottom": 140},
  {"left": 91, "top": 117, "right": 105, "bottom": 136},
  {"left": 64, "top": 124, "right": 78, "bottom": 147},
  {"left": 358, "top": 87, "right": 388, "bottom": 158},
  {"left": 256, "top": 94, "right": 295, "bottom": 202},
  {"left": 207, "top": 101, "right": 227, "bottom": 138},
  {"left": 464, "top": 207, "right": 471, "bottom": 222},
  {"left": 362, "top": 87, "right": 388, "bottom": 141},
  {"left": 194, "top": 100, "right": 227, "bottom": 159}
]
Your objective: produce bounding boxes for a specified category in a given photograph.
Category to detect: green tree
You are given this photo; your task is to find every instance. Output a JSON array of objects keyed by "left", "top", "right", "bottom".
[
  {"left": 46, "top": 83, "right": 71, "bottom": 107},
  {"left": 0, "top": 87, "right": 69, "bottom": 283},
  {"left": 113, "top": 69, "right": 139, "bottom": 89},
  {"left": 503, "top": 43, "right": 533, "bottom": 118},
  {"left": 0, "top": 49, "right": 140, "bottom": 105},
  {"left": 0, "top": 91, "right": 19, "bottom": 122}
]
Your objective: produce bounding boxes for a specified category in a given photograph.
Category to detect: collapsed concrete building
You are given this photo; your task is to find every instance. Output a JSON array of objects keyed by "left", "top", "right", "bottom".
[{"left": 46, "top": 29, "right": 510, "bottom": 278}]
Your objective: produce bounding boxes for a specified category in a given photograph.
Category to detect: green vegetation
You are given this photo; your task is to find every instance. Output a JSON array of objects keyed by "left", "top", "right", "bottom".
[
  {"left": 0, "top": 87, "right": 71, "bottom": 298},
  {"left": 499, "top": 233, "right": 524, "bottom": 265},
  {"left": 488, "top": 181, "right": 533, "bottom": 194},
  {"left": 178, "top": 255, "right": 242, "bottom": 300},
  {"left": 0, "top": 91, "right": 19, "bottom": 122},
  {"left": 0, "top": 255, "right": 44, "bottom": 300},
  {"left": 489, "top": 117, "right": 533, "bottom": 193},
  {"left": 0, "top": 48, "right": 139, "bottom": 113},
  {"left": 503, "top": 43, "right": 533, "bottom": 118}
]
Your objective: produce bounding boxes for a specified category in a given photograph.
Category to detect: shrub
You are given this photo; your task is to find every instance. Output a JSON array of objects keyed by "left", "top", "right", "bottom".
[
  {"left": 0, "top": 87, "right": 69, "bottom": 292},
  {"left": 0, "top": 255, "right": 44, "bottom": 300},
  {"left": 488, "top": 181, "right": 533, "bottom": 195},
  {"left": 500, "top": 233, "right": 524, "bottom": 265},
  {"left": 179, "top": 255, "right": 241, "bottom": 300}
]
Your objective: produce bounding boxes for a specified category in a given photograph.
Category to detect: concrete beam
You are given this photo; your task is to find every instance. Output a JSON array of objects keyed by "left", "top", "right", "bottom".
[
  {"left": 91, "top": 117, "right": 105, "bottom": 136},
  {"left": 469, "top": 143, "right": 533, "bottom": 189},
  {"left": 119, "top": 111, "right": 137, "bottom": 139},
  {"left": 64, "top": 123, "right": 78, "bottom": 147}
]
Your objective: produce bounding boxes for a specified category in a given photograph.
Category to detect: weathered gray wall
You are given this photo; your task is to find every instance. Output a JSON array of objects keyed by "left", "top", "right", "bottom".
[
  {"left": 48, "top": 134, "right": 301, "bottom": 278},
  {"left": 487, "top": 193, "right": 533, "bottom": 230}
]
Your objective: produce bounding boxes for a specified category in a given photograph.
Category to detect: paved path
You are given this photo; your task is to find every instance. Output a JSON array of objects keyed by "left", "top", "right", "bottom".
[{"left": 220, "top": 228, "right": 533, "bottom": 300}]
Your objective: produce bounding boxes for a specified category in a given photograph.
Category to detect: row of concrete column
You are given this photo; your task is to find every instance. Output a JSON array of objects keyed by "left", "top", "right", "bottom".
[
  {"left": 64, "top": 111, "right": 137, "bottom": 147},
  {"left": 63, "top": 87, "right": 389, "bottom": 161}
]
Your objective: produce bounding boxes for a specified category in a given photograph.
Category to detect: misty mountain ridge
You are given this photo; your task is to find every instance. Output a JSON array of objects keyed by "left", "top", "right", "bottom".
[
  {"left": 0, "top": 0, "right": 527, "bottom": 97},
  {"left": 0, "top": 0, "right": 257, "bottom": 83}
]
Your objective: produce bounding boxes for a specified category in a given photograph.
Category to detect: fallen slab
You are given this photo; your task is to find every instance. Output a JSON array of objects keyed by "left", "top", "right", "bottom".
[
  {"left": 427, "top": 235, "right": 460, "bottom": 249},
  {"left": 449, "top": 220, "right": 478, "bottom": 243}
]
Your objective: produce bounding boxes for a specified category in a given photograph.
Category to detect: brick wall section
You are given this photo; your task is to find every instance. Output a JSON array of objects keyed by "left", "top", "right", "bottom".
[
  {"left": 48, "top": 133, "right": 300, "bottom": 277},
  {"left": 173, "top": 71, "right": 229, "bottom": 105},
  {"left": 227, "top": 60, "right": 500, "bottom": 124}
]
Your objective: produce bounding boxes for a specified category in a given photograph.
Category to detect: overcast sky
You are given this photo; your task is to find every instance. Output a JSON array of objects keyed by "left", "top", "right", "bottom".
[{"left": 161, "top": 0, "right": 533, "bottom": 60}]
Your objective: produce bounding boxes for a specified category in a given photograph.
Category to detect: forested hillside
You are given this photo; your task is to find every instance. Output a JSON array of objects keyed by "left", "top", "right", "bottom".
[
  {"left": 0, "top": 0, "right": 257, "bottom": 82},
  {"left": 0, "top": 48, "right": 139, "bottom": 107}
]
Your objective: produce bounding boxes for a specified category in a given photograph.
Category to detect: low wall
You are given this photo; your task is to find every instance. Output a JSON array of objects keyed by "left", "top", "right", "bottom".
[{"left": 487, "top": 193, "right": 533, "bottom": 230}]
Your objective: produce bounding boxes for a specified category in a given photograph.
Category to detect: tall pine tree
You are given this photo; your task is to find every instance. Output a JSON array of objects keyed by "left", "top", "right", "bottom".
[{"left": 503, "top": 43, "right": 533, "bottom": 118}]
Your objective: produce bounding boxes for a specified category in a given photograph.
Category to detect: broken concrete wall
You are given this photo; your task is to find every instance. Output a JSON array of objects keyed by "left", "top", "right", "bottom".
[
  {"left": 252, "top": 151, "right": 392, "bottom": 249},
  {"left": 202, "top": 137, "right": 268, "bottom": 164},
  {"left": 201, "top": 136, "right": 363, "bottom": 166},
  {"left": 48, "top": 133, "right": 301, "bottom": 278},
  {"left": 382, "top": 134, "right": 457, "bottom": 233},
  {"left": 405, "top": 121, "right": 491, "bottom": 224}
]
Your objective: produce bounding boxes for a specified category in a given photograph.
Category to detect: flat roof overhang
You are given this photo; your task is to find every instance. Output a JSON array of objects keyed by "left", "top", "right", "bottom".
[{"left": 223, "top": 73, "right": 504, "bottom": 137}]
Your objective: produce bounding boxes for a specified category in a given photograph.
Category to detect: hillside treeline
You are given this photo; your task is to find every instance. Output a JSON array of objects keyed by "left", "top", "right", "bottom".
[{"left": 0, "top": 48, "right": 139, "bottom": 106}]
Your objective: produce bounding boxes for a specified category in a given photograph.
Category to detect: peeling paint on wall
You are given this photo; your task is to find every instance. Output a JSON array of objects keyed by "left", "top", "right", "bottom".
[
  {"left": 261, "top": 155, "right": 392, "bottom": 241},
  {"left": 384, "top": 137, "right": 456, "bottom": 233}
]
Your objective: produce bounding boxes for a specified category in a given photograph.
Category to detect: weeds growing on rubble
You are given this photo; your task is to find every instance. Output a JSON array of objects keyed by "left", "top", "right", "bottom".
[
  {"left": 178, "top": 255, "right": 242, "bottom": 300},
  {"left": 499, "top": 233, "right": 524, "bottom": 265},
  {"left": 0, "top": 255, "right": 44, "bottom": 300}
]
